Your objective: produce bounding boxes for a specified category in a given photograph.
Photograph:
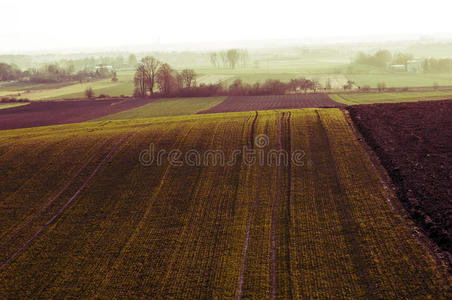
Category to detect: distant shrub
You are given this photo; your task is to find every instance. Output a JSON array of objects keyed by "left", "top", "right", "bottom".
[
  {"left": 98, "top": 94, "right": 109, "bottom": 98},
  {"left": 362, "top": 85, "right": 371, "bottom": 92},
  {"left": 112, "top": 72, "right": 118, "bottom": 82},
  {"left": 377, "top": 82, "right": 386, "bottom": 92},
  {"left": 85, "top": 87, "right": 94, "bottom": 99}
]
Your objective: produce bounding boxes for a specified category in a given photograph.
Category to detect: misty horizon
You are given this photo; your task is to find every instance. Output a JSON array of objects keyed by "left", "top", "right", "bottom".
[{"left": 2, "top": 0, "right": 452, "bottom": 53}]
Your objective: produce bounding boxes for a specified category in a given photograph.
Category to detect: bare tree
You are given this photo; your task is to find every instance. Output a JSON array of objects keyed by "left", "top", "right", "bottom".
[
  {"left": 210, "top": 53, "right": 218, "bottom": 68},
  {"left": 298, "top": 78, "right": 313, "bottom": 94},
  {"left": 288, "top": 79, "right": 300, "bottom": 93},
  {"left": 227, "top": 49, "right": 240, "bottom": 69},
  {"left": 325, "top": 78, "right": 332, "bottom": 90},
  {"left": 85, "top": 87, "right": 94, "bottom": 99},
  {"left": 157, "top": 63, "right": 176, "bottom": 95},
  {"left": 181, "top": 69, "right": 197, "bottom": 88},
  {"left": 312, "top": 80, "right": 321, "bottom": 93},
  {"left": 343, "top": 80, "right": 355, "bottom": 91},
  {"left": 376, "top": 82, "right": 386, "bottom": 92},
  {"left": 220, "top": 51, "right": 228, "bottom": 68},
  {"left": 239, "top": 49, "right": 249, "bottom": 68},
  {"left": 134, "top": 64, "right": 147, "bottom": 97},
  {"left": 141, "top": 56, "right": 161, "bottom": 96}
]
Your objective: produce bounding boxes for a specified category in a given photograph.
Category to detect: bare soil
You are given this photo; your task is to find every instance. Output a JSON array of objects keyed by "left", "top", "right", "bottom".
[
  {"left": 347, "top": 100, "right": 452, "bottom": 264},
  {"left": 0, "top": 98, "right": 155, "bottom": 130},
  {"left": 198, "top": 94, "right": 345, "bottom": 114}
]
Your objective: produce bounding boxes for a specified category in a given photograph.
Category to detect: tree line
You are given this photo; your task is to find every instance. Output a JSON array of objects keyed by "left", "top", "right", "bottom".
[
  {"left": 422, "top": 58, "right": 452, "bottom": 73},
  {"left": 133, "top": 56, "right": 334, "bottom": 98},
  {"left": 354, "top": 50, "right": 414, "bottom": 67},
  {"left": 0, "top": 61, "right": 116, "bottom": 83},
  {"left": 355, "top": 50, "right": 452, "bottom": 73},
  {"left": 209, "top": 49, "right": 249, "bottom": 69},
  {"left": 0, "top": 63, "right": 21, "bottom": 81},
  {"left": 0, "top": 54, "right": 141, "bottom": 84}
]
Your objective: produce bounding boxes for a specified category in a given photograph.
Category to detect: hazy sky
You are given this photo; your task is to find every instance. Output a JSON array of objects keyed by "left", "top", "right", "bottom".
[{"left": 1, "top": 0, "right": 452, "bottom": 52}]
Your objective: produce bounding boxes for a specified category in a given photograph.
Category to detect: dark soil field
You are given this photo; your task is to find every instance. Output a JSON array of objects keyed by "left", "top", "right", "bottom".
[
  {"left": 347, "top": 100, "right": 452, "bottom": 263},
  {"left": 198, "top": 94, "right": 345, "bottom": 114},
  {"left": 0, "top": 98, "right": 155, "bottom": 130}
]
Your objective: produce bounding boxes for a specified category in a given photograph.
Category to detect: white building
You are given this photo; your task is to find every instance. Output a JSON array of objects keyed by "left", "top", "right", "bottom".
[{"left": 407, "top": 60, "right": 423, "bottom": 73}]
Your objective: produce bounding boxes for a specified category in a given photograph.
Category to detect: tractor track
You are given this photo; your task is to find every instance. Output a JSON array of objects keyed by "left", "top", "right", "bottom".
[
  {"left": 269, "top": 112, "right": 284, "bottom": 299},
  {"left": 237, "top": 111, "right": 259, "bottom": 300},
  {"left": 284, "top": 112, "right": 294, "bottom": 299},
  {"left": 315, "top": 110, "right": 376, "bottom": 299}
]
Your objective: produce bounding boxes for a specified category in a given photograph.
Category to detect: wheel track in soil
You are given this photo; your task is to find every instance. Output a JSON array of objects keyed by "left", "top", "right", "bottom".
[
  {"left": 314, "top": 110, "right": 376, "bottom": 299},
  {"left": 0, "top": 133, "right": 133, "bottom": 271},
  {"left": 270, "top": 112, "right": 284, "bottom": 299},
  {"left": 236, "top": 111, "right": 259, "bottom": 300},
  {"left": 284, "top": 112, "right": 294, "bottom": 299}
]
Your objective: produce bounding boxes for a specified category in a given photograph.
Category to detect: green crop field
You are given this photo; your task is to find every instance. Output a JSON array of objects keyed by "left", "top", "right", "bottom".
[
  {"left": 0, "top": 110, "right": 448, "bottom": 298},
  {"left": 194, "top": 59, "right": 349, "bottom": 87},
  {"left": 346, "top": 73, "right": 452, "bottom": 88},
  {"left": 330, "top": 90, "right": 452, "bottom": 105},
  {"left": 96, "top": 96, "right": 225, "bottom": 120},
  {"left": 0, "top": 71, "right": 135, "bottom": 101}
]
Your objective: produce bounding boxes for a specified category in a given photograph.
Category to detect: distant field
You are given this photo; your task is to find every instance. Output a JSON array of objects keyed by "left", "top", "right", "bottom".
[
  {"left": 196, "top": 74, "right": 234, "bottom": 85},
  {"left": 0, "top": 103, "right": 29, "bottom": 110},
  {"left": 0, "top": 109, "right": 448, "bottom": 298},
  {"left": 199, "top": 94, "right": 344, "bottom": 114},
  {"left": 97, "top": 97, "right": 225, "bottom": 120},
  {"left": 194, "top": 59, "right": 349, "bottom": 86},
  {"left": 346, "top": 73, "right": 452, "bottom": 88},
  {"left": 330, "top": 90, "right": 452, "bottom": 105},
  {"left": 0, "top": 82, "right": 75, "bottom": 97},
  {"left": 0, "top": 98, "right": 152, "bottom": 130},
  {"left": 194, "top": 59, "right": 348, "bottom": 76},
  {"left": 0, "top": 71, "right": 135, "bottom": 100}
]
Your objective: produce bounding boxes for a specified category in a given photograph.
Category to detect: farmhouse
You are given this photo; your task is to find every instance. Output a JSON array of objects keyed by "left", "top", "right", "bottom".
[
  {"left": 389, "top": 64, "right": 406, "bottom": 72},
  {"left": 95, "top": 65, "right": 113, "bottom": 71},
  {"left": 407, "top": 60, "right": 423, "bottom": 73}
]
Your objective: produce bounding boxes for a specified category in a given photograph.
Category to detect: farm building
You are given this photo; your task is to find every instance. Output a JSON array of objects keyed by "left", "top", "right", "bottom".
[
  {"left": 95, "top": 65, "right": 113, "bottom": 71},
  {"left": 389, "top": 64, "right": 406, "bottom": 72},
  {"left": 407, "top": 60, "right": 423, "bottom": 72}
]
